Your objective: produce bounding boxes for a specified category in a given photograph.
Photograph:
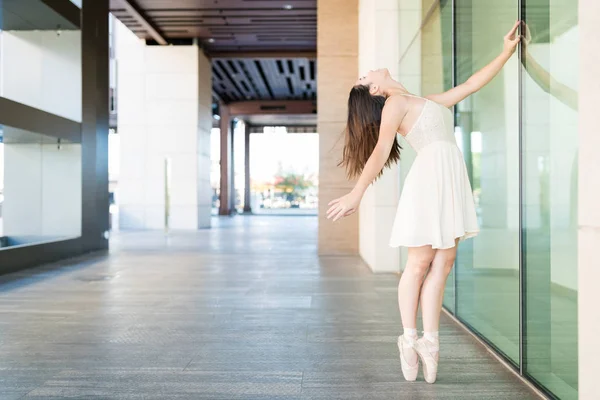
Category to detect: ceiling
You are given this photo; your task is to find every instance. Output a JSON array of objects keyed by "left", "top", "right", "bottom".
[
  {"left": 109, "top": 0, "right": 316, "bottom": 53},
  {"left": 213, "top": 57, "right": 315, "bottom": 103},
  {"left": 109, "top": 0, "right": 317, "bottom": 106},
  {"left": 1, "top": 0, "right": 79, "bottom": 31}
]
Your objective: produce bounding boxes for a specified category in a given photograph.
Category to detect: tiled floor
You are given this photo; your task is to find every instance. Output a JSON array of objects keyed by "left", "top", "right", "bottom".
[{"left": 0, "top": 216, "right": 539, "bottom": 399}]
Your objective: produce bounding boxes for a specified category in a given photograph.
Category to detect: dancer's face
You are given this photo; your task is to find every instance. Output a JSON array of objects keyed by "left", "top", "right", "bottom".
[{"left": 355, "top": 68, "right": 390, "bottom": 95}]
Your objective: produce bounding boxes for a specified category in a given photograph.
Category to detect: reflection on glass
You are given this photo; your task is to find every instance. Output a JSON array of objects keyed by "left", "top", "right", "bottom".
[
  {"left": 0, "top": 0, "right": 81, "bottom": 121},
  {"left": 454, "top": 0, "right": 520, "bottom": 363},
  {"left": 522, "top": 3, "right": 579, "bottom": 398},
  {"left": 0, "top": 126, "right": 81, "bottom": 248}
]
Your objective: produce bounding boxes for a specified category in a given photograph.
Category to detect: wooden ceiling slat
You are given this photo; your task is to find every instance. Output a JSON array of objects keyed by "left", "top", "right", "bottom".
[
  {"left": 110, "top": 0, "right": 316, "bottom": 52},
  {"left": 111, "top": 0, "right": 317, "bottom": 103}
]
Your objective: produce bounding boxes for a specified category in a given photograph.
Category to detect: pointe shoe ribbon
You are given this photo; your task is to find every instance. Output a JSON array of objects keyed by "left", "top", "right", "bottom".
[
  {"left": 397, "top": 335, "right": 419, "bottom": 382},
  {"left": 415, "top": 337, "right": 439, "bottom": 384}
]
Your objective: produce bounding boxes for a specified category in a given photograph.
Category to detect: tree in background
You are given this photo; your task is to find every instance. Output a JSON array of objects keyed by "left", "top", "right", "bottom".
[{"left": 273, "top": 172, "right": 312, "bottom": 201}]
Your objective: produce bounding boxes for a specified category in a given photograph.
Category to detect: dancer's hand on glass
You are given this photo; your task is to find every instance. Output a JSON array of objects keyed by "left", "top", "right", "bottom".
[
  {"left": 327, "top": 191, "right": 361, "bottom": 222},
  {"left": 503, "top": 20, "right": 521, "bottom": 55}
]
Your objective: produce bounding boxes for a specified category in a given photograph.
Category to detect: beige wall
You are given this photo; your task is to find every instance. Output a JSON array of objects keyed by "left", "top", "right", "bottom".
[
  {"left": 317, "top": 0, "right": 359, "bottom": 255},
  {"left": 397, "top": 0, "right": 422, "bottom": 269},
  {"left": 578, "top": 0, "right": 600, "bottom": 398},
  {"left": 352, "top": 0, "right": 425, "bottom": 271},
  {"left": 197, "top": 50, "right": 213, "bottom": 228}
]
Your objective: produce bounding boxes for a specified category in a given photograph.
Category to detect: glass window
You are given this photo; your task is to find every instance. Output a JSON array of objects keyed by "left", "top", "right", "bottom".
[
  {"left": 0, "top": 125, "right": 81, "bottom": 248},
  {"left": 522, "top": 1, "right": 579, "bottom": 398},
  {"left": 0, "top": 0, "right": 81, "bottom": 122},
  {"left": 454, "top": 0, "right": 520, "bottom": 363}
]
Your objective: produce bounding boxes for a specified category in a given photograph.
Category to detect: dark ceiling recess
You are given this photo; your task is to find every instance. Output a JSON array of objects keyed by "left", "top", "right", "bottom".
[
  {"left": 213, "top": 58, "right": 315, "bottom": 103},
  {"left": 109, "top": 0, "right": 317, "bottom": 104}
]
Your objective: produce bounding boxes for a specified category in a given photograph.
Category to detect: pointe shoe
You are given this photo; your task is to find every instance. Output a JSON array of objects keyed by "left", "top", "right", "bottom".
[
  {"left": 415, "top": 337, "right": 439, "bottom": 384},
  {"left": 397, "top": 335, "right": 419, "bottom": 381}
]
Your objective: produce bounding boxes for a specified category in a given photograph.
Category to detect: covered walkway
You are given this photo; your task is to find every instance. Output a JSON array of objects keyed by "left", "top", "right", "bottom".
[{"left": 0, "top": 216, "right": 538, "bottom": 399}]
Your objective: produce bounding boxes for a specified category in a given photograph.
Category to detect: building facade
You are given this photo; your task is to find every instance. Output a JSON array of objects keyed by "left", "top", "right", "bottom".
[{"left": 0, "top": 0, "right": 109, "bottom": 272}]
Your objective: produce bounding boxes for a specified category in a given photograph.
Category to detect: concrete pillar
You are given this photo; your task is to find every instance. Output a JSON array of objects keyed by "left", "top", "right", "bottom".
[
  {"left": 578, "top": 0, "right": 600, "bottom": 398},
  {"left": 357, "top": 0, "right": 421, "bottom": 272},
  {"left": 81, "top": 0, "right": 110, "bottom": 251},
  {"left": 317, "top": 0, "right": 359, "bottom": 255},
  {"left": 116, "top": 22, "right": 212, "bottom": 230},
  {"left": 197, "top": 52, "right": 213, "bottom": 228},
  {"left": 358, "top": 0, "right": 400, "bottom": 272},
  {"left": 218, "top": 104, "right": 232, "bottom": 215}
]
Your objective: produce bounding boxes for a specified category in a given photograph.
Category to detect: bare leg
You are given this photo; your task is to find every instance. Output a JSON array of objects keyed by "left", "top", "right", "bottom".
[
  {"left": 398, "top": 245, "right": 436, "bottom": 366},
  {"left": 411, "top": 239, "right": 458, "bottom": 384},
  {"left": 419, "top": 239, "right": 459, "bottom": 351}
]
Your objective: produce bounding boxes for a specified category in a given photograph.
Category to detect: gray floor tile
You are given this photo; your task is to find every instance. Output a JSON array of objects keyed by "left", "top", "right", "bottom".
[{"left": 0, "top": 216, "right": 539, "bottom": 399}]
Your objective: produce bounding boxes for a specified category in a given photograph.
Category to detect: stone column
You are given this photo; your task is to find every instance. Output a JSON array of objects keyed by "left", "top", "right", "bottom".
[
  {"left": 218, "top": 104, "right": 232, "bottom": 215},
  {"left": 356, "top": 0, "right": 422, "bottom": 272},
  {"left": 357, "top": 0, "right": 403, "bottom": 272},
  {"left": 116, "top": 22, "right": 212, "bottom": 229},
  {"left": 578, "top": 0, "right": 600, "bottom": 397},
  {"left": 317, "top": 0, "right": 359, "bottom": 255},
  {"left": 197, "top": 51, "right": 213, "bottom": 228}
]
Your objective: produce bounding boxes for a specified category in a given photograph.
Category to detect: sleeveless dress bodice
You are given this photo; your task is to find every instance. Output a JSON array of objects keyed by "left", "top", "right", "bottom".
[
  {"left": 404, "top": 99, "right": 456, "bottom": 153},
  {"left": 389, "top": 95, "right": 479, "bottom": 250}
]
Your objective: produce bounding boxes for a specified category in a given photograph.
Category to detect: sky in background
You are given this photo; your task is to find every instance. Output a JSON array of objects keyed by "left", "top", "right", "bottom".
[{"left": 211, "top": 127, "right": 319, "bottom": 184}]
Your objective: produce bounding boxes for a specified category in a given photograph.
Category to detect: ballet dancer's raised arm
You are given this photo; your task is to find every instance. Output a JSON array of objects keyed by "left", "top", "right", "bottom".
[{"left": 426, "top": 20, "right": 521, "bottom": 108}]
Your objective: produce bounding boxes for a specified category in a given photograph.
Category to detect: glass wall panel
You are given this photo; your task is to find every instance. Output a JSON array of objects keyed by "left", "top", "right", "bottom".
[
  {"left": 0, "top": 0, "right": 81, "bottom": 122},
  {"left": 454, "top": 0, "right": 520, "bottom": 363},
  {"left": 0, "top": 126, "right": 82, "bottom": 249},
  {"left": 420, "top": 0, "right": 455, "bottom": 312},
  {"left": 522, "top": 0, "right": 579, "bottom": 398}
]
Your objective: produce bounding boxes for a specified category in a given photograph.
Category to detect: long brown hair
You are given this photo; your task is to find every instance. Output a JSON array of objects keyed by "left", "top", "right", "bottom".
[{"left": 338, "top": 85, "right": 401, "bottom": 180}]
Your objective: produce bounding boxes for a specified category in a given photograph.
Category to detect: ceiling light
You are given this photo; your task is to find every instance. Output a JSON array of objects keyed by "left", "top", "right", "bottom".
[
  {"left": 283, "top": 4, "right": 293, "bottom": 10},
  {"left": 207, "top": 38, "right": 215, "bottom": 43}
]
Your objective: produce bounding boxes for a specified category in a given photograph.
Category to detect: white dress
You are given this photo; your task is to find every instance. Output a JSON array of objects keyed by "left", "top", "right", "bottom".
[{"left": 388, "top": 95, "right": 479, "bottom": 249}]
